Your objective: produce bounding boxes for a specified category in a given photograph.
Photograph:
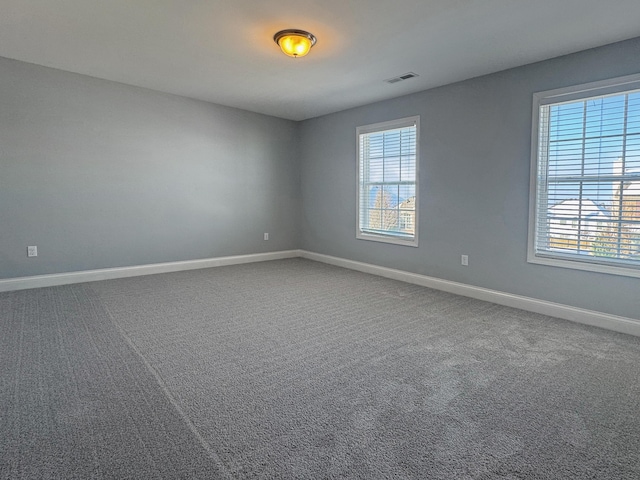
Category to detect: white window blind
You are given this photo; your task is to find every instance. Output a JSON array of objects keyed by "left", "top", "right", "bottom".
[
  {"left": 357, "top": 116, "right": 419, "bottom": 247},
  {"left": 529, "top": 75, "right": 640, "bottom": 277}
]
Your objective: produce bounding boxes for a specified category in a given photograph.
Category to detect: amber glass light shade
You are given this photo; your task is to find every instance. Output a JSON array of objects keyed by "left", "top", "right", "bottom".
[{"left": 274, "top": 29, "right": 317, "bottom": 58}]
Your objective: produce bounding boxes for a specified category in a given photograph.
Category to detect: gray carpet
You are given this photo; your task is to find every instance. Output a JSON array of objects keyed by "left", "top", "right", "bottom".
[{"left": 1, "top": 258, "right": 639, "bottom": 479}]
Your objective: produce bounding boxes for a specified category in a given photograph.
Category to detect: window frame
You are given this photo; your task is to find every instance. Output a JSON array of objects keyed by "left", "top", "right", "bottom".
[
  {"left": 356, "top": 116, "right": 420, "bottom": 247},
  {"left": 527, "top": 73, "right": 640, "bottom": 278}
]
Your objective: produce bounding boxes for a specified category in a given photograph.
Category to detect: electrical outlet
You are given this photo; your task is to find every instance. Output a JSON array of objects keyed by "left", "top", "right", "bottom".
[
  {"left": 461, "top": 254, "right": 468, "bottom": 266},
  {"left": 264, "top": 233, "right": 269, "bottom": 241},
  {"left": 27, "top": 246, "right": 38, "bottom": 257}
]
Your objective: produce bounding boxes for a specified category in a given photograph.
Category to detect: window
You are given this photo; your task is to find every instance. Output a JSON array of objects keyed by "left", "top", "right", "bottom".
[
  {"left": 357, "top": 116, "right": 419, "bottom": 246},
  {"left": 529, "top": 74, "right": 640, "bottom": 277},
  {"left": 399, "top": 211, "right": 413, "bottom": 232}
]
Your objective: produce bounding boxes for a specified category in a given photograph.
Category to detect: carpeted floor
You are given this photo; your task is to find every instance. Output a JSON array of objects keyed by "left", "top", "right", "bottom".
[{"left": 1, "top": 258, "right": 639, "bottom": 479}]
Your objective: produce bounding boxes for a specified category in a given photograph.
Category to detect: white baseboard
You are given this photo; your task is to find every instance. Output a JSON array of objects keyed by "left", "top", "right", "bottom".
[
  {"left": 0, "top": 250, "right": 299, "bottom": 293},
  {"left": 3, "top": 248, "right": 638, "bottom": 337},
  {"left": 299, "top": 250, "right": 640, "bottom": 337}
]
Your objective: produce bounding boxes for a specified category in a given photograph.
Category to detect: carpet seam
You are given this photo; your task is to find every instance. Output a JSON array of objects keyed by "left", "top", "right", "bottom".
[
  {"left": 71, "top": 287, "right": 165, "bottom": 476},
  {"left": 97, "top": 295, "right": 236, "bottom": 480}
]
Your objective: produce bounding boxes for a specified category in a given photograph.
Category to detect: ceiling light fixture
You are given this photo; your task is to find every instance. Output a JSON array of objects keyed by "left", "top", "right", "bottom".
[{"left": 273, "top": 29, "right": 317, "bottom": 58}]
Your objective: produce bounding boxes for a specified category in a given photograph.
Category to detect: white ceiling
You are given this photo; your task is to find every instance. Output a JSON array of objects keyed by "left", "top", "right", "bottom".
[{"left": 2, "top": 0, "right": 640, "bottom": 121}]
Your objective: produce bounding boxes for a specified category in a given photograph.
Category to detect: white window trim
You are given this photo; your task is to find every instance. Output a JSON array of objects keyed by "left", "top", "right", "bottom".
[
  {"left": 356, "top": 116, "right": 420, "bottom": 247},
  {"left": 527, "top": 72, "right": 640, "bottom": 278}
]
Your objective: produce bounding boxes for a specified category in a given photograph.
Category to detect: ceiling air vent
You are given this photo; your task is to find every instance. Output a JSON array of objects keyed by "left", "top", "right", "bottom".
[{"left": 385, "top": 72, "right": 419, "bottom": 84}]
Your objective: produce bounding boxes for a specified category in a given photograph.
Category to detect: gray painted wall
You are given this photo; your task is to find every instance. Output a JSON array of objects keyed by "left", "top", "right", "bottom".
[
  {"left": 0, "top": 57, "right": 299, "bottom": 278},
  {"left": 299, "top": 37, "right": 640, "bottom": 320},
  {"left": 2, "top": 38, "right": 639, "bottom": 320}
]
